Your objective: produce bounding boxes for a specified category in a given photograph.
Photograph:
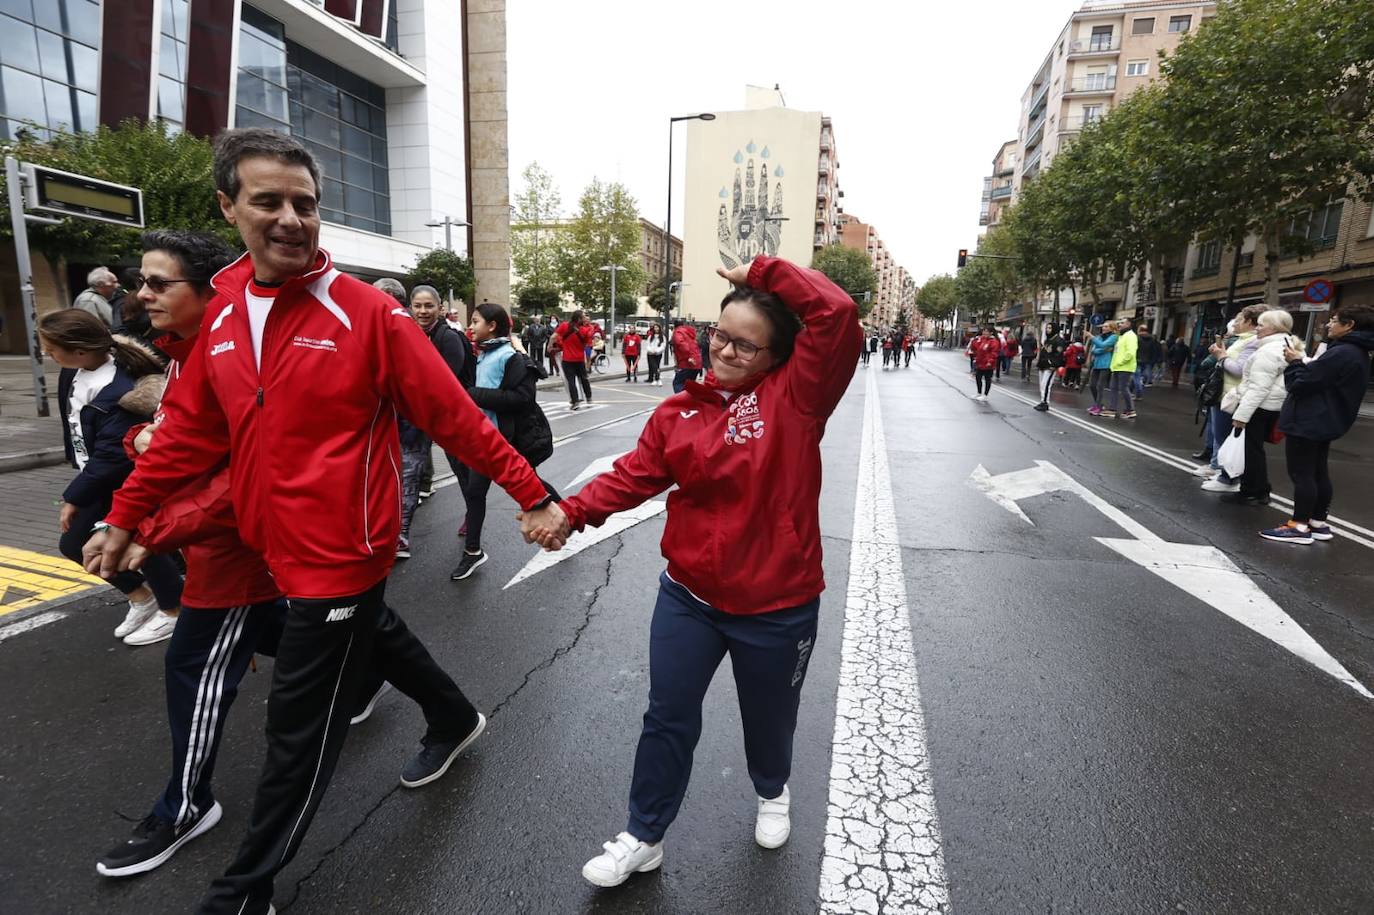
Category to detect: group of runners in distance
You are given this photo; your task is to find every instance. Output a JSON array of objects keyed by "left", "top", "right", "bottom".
[{"left": 40, "top": 127, "right": 860, "bottom": 911}]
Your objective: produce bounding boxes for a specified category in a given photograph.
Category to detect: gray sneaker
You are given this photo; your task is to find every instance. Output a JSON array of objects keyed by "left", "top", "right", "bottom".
[{"left": 400, "top": 713, "right": 486, "bottom": 788}]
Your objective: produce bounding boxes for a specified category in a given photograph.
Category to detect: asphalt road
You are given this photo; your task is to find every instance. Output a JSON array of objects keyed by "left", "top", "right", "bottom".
[{"left": 1, "top": 355, "right": 1371, "bottom": 914}]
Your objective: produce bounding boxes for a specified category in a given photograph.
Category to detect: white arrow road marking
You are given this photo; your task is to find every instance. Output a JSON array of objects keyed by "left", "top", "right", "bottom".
[
  {"left": 0, "top": 611, "right": 67, "bottom": 643},
  {"left": 503, "top": 500, "right": 664, "bottom": 590},
  {"left": 968, "top": 460, "right": 1372, "bottom": 699},
  {"left": 503, "top": 451, "right": 664, "bottom": 590},
  {"left": 820, "top": 368, "right": 950, "bottom": 914}
]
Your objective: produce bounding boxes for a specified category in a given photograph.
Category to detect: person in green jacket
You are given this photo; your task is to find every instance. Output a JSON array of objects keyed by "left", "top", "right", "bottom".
[{"left": 1105, "top": 319, "right": 1138, "bottom": 418}]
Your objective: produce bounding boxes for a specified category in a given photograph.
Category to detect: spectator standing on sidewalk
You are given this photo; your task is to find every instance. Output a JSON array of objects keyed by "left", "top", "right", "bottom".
[
  {"left": 672, "top": 318, "right": 703, "bottom": 392},
  {"left": 42, "top": 309, "right": 184, "bottom": 646},
  {"left": 1086, "top": 324, "right": 1116, "bottom": 415},
  {"left": 622, "top": 326, "right": 643, "bottom": 382},
  {"left": 1063, "top": 336, "right": 1086, "bottom": 390},
  {"left": 1020, "top": 328, "right": 1038, "bottom": 381},
  {"left": 1034, "top": 325, "right": 1067, "bottom": 412},
  {"left": 1221, "top": 309, "right": 1295, "bottom": 507},
  {"left": 1133, "top": 326, "right": 1159, "bottom": 395},
  {"left": 1260, "top": 305, "right": 1374, "bottom": 544},
  {"left": 1105, "top": 319, "right": 1138, "bottom": 419},
  {"left": 73, "top": 267, "right": 119, "bottom": 327},
  {"left": 1167, "top": 335, "right": 1191, "bottom": 387},
  {"left": 644, "top": 323, "right": 666, "bottom": 386},
  {"left": 1198, "top": 307, "right": 1264, "bottom": 490}
]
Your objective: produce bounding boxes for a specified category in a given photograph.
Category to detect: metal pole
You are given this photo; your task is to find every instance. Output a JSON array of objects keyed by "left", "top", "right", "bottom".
[
  {"left": 5, "top": 156, "right": 49, "bottom": 417},
  {"left": 609, "top": 266, "right": 617, "bottom": 354},
  {"left": 664, "top": 120, "right": 674, "bottom": 367},
  {"left": 444, "top": 216, "right": 452, "bottom": 252}
]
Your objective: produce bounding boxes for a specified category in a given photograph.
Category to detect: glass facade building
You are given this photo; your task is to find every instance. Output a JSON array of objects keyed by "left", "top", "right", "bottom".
[
  {"left": 156, "top": 0, "right": 192, "bottom": 132},
  {"left": 235, "top": 4, "right": 392, "bottom": 235},
  {"left": 0, "top": 0, "right": 99, "bottom": 140}
]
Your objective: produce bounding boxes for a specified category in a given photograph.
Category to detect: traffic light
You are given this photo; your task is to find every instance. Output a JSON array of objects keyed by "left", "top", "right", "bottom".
[{"left": 957, "top": 249, "right": 968, "bottom": 268}]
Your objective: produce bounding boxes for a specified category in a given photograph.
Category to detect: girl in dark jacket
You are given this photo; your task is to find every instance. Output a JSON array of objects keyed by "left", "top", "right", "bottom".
[
  {"left": 42, "top": 308, "right": 184, "bottom": 645},
  {"left": 451, "top": 303, "right": 557, "bottom": 580},
  {"left": 1261, "top": 305, "right": 1374, "bottom": 544}
]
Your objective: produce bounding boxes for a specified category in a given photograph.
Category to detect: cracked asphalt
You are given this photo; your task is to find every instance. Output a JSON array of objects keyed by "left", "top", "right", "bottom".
[{"left": 3, "top": 357, "right": 1373, "bottom": 914}]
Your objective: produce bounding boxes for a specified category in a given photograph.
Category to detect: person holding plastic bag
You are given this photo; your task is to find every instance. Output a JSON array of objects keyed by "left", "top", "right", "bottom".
[{"left": 1221, "top": 309, "right": 1296, "bottom": 506}]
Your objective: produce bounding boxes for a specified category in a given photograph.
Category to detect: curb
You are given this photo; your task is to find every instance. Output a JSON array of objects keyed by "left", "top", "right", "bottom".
[{"left": 0, "top": 448, "right": 65, "bottom": 474}]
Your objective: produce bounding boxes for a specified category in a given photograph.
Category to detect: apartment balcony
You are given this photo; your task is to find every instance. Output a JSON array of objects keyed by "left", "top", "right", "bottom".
[
  {"left": 1066, "top": 36, "right": 1120, "bottom": 58},
  {"left": 1021, "top": 148, "right": 1043, "bottom": 178},
  {"left": 1060, "top": 114, "right": 1105, "bottom": 133},
  {"left": 818, "top": 158, "right": 831, "bottom": 175},
  {"left": 1025, "top": 112, "right": 1046, "bottom": 151},
  {"left": 1028, "top": 81, "right": 1050, "bottom": 118},
  {"left": 820, "top": 130, "right": 833, "bottom": 150},
  {"left": 817, "top": 181, "right": 828, "bottom": 199},
  {"left": 1065, "top": 75, "right": 1117, "bottom": 96},
  {"left": 990, "top": 184, "right": 1014, "bottom": 200}
]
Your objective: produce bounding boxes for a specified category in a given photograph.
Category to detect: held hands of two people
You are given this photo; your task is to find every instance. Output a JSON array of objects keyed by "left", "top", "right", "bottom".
[
  {"left": 517, "top": 502, "right": 571, "bottom": 552},
  {"left": 81, "top": 526, "right": 146, "bottom": 577}
]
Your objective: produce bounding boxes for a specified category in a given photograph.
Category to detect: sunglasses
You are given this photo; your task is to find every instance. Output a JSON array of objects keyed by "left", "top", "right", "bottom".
[{"left": 135, "top": 274, "right": 194, "bottom": 294}]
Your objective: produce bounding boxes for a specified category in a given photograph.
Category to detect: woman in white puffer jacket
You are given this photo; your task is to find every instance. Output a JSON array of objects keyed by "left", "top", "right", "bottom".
[{"left": 1226, "top": 309, "right": 1297, "bottom": 505}]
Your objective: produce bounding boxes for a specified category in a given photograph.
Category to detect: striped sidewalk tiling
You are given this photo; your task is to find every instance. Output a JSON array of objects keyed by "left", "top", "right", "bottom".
[{"left": 0, "top": 546, "right": 106, "bottom": 616}]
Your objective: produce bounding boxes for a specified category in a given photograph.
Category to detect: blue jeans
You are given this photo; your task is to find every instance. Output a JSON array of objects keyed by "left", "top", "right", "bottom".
[
  {"left": 1209, "top": 405, "right": 1234, "bottom": 479},
  {"left": 626, "top": 573, "right": 820, "bottom": 843}
]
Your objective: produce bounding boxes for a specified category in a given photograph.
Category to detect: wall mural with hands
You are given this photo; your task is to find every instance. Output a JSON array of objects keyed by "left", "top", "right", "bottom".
[{"left": 717, "top": 141, "right": 785, "bottom": 270}]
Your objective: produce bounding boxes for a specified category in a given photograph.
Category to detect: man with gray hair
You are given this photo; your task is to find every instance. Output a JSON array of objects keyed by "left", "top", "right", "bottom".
[
  {"left": 372, "top": 276, "right": 407, "bottom": 305},
  {"left": 73, "top": 266, "right": 118, "bottom": 326}
]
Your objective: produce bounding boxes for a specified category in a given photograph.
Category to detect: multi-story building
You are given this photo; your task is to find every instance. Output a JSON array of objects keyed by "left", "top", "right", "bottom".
[
  {"left": 0, "top": 0, "right": 503, "bottom": 355},
  {"left": 680, "top": 86, "right": 842, "bottom": 320},
  {"left": 1010, "top": 0, "right": 1216, "bottom": 198},
  {"left": 980, "top": 140, "right": 1018, "bottom": 229},
  {"left": 1179, "top": 196, "right": 1374, "bottom": 346},
  {"left": 637, "top": 218, "right": 683, "bottom": 295},
  {"left": 838, "top": 213, "right": 913, "bottom": 328}
]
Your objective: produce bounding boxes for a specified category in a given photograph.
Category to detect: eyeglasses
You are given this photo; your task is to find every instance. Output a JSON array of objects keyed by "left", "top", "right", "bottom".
[
  {"left": 135, "top": 274, "right": 194, "bottom": 294},
  {"left": 707, "top": 326, "right": 769, "bottom": 361}
]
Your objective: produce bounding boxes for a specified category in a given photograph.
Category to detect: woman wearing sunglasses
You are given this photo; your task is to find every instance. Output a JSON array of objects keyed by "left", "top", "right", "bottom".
[{"left": 522, "top": 255, "right": 862, "bottom": 887}]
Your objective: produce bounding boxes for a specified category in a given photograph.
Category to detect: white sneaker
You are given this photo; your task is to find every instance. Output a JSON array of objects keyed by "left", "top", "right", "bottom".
[
  {"left": 755, "top": 784, "right": 791, "bottom": 849},
  {"left": 124, "top": 610, "right": 178, "bottom": 646},
  {"left": 114, "top": 596, "right": 158, "bottom": 639},
  {"left": 581, "top": 832, "right": 663, "bottom": 887},
  {"left": 1201, "top": 478, "right": 1240, "bottom": 493},
  {"left": 1190, "top": 464, "right": 1220, "bottom": 479}
]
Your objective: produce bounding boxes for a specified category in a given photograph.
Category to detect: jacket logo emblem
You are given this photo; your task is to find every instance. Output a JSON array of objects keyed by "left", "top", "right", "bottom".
[
  {"left": 292, "top": 335, "right": 338, "bottom": 352},
  {"left": 724, "top": 391, "right": 765, "bottom": 445},
  {"left": 325, "top": 605, "right": 357, "bottom": 623},
  {"left": 679, "top": 410, "right": 699, "bottom": 419},
  {"left": 210, "top": 340, "right": 235, "bottom": 356},
  {"left": 390, "top": 307, "right": 410, "bottom": 317}
]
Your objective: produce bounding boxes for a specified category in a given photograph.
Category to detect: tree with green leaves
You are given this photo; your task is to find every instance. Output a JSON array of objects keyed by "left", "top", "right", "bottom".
[
  {"left": 555, "top": 178, "right": 646, "bottom": 311},
  {"left": 1158, "top": 0, "right": 1374, "bottom": 305},
  {"left": 955, "top": 226, "right": 1023, "bottom": 324},
  {"left": 647, "top": 270, "right": 682, "bottom": 313},
  {"left": 810, "top": 244, "right": 877, "bottom": 317},
  {"left": 510, "top": 161, "right": 563, "bottom": 295},
  {"left": 916, "top": 273, "right": 958, "bottom": 339},
  {"left": 405, "top": 248, "right": 475, "bottom": 315},
  {"left": 0, "top": 120, "right": 240, "bottom": 304},
  {"left": 516, "top": 284, "right": 561, "bottom": 315}
]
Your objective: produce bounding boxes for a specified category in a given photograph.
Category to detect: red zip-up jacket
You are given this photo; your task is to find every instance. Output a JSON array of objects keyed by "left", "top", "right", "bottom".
[
  {"left": 970, "top": 336, "right": 1001, "bottom": 371},
  {"left": 672, "top": 324, "right": 702, "bottom": 370},
  {"left": 559, "top": 256, "right": 861, "bottom": 615},
  {"left": 124, "top": 333, "right": 280, "bottom": 608},
  {"left": 106, "top": 249, "right": 549, "bottom": 599}
]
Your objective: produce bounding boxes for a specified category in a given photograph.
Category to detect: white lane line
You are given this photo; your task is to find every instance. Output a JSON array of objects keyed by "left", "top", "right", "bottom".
[
  {"left": 0, "top": 610, "right": 68, "bottom": 643},
  {"left": 945, "top": 364, "right": 1374, "bottom": 551},
  {"left": 820, "top": 368, "right": 950, "bottom": 914}
]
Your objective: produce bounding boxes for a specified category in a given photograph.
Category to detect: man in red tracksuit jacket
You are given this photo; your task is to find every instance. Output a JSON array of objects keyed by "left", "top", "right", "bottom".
[
  {"left": 670, "top": 319, "right": 702, "bottom": 393},
  {"left": 85, "top": 129, "right": 561, "bottom": 915}
]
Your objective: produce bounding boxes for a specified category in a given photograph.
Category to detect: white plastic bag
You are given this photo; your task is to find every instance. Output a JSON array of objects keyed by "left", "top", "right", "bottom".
[{"left": 1218, "top": 427, "right": 1246, "bottom": 479}]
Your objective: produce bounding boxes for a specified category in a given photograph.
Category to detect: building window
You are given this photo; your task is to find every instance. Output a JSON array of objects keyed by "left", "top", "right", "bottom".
[
  {"left": 0, "top": 0, "right": 100, "bottom": 140},
  {"left": 1169, "top": 15, "right": 1192, "bottom": 32},
  {"left": 1089, "top": 25, "right": 1113, "bottom": 51},
  {"left": 157, "top": 0, "right": 191, "bottom": 132},
  {"left": 236, "top": 4, "right": 391, "bottom": 235},
  {"left": 1082, "top": 105, "right": 1104, "bottom": 124},
  {"left": 1194, "top": 239, "right": 1222, "bottom": 277},
  {"left": 385, "top": 1, "right": 400, "bottom": 52},
  {"left": 1132, "top": 17, "right": 1155, "bottom": 35},
  {"left": 1126, "top": 59, "right": 1149, "bottom": 77},
  {"left": 1288, "top": 199, "right": 1344, "bottom": 251}
]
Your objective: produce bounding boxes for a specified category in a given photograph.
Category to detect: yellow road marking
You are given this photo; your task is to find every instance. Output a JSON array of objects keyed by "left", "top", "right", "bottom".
[{"left": 0, "top": 546, "right": 104, "bottom": 616}]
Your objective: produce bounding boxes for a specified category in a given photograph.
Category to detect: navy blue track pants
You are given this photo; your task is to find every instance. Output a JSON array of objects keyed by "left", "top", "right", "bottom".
[{"left": 626, "top": 572, "right": 819, "bottom": 844}]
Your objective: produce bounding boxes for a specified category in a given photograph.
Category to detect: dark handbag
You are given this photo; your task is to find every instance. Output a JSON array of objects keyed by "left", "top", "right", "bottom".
[{"left": 1199, "top": 362, "right": 1225, "bottom": 408}]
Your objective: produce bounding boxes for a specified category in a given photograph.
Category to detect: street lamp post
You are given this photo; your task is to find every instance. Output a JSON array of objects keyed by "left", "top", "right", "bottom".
[
  {"left": 663, "top": 112, "right": 716, "bottom": 343},
  {"left": 425, "top": 214, "right": 471, "bottom": 314},
  {"left": 598, "top": 264, "right": 627, "bottom": 351}
]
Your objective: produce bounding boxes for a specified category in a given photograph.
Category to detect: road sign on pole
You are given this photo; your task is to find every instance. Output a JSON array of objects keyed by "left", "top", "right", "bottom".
[{"left": 1302, "top": 278, "right": 1333, "bottom": 310}]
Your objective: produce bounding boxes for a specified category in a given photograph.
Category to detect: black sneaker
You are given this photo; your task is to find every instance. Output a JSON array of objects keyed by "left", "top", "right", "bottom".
[
  {"left": 350, "top": 681, "right": 393, "bottom": 726},
  {"left": 450, "top": 551, "right": 487, "bottom": 581},
  {"left": 400, "top": 713, "right": 487, "bottom": 788},
  {"left": 1033, "top": 402, "right": 1050, "bottom": 412},
  {"left": 96, "top": 802, "right": 223, "bottom": 878}
]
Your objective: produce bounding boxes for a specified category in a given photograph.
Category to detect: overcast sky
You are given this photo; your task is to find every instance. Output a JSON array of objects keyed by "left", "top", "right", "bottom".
[{"left": 508, "top": 0, "right": 1080, "bottom": 288}]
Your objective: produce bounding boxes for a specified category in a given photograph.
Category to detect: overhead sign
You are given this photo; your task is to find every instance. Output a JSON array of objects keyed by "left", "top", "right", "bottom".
[
  {"left": 1303, "top": 278, "right": 1333, "bottom": 305},
  {"left": 1090, "top": 313, "right": 1106, "bottom": 326},
  {"left": 1144, "top": 306, "right": 1159, "bottom": 319},
  {"left": 22, "top": 163, "right": 143, "bottom": 227}
]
